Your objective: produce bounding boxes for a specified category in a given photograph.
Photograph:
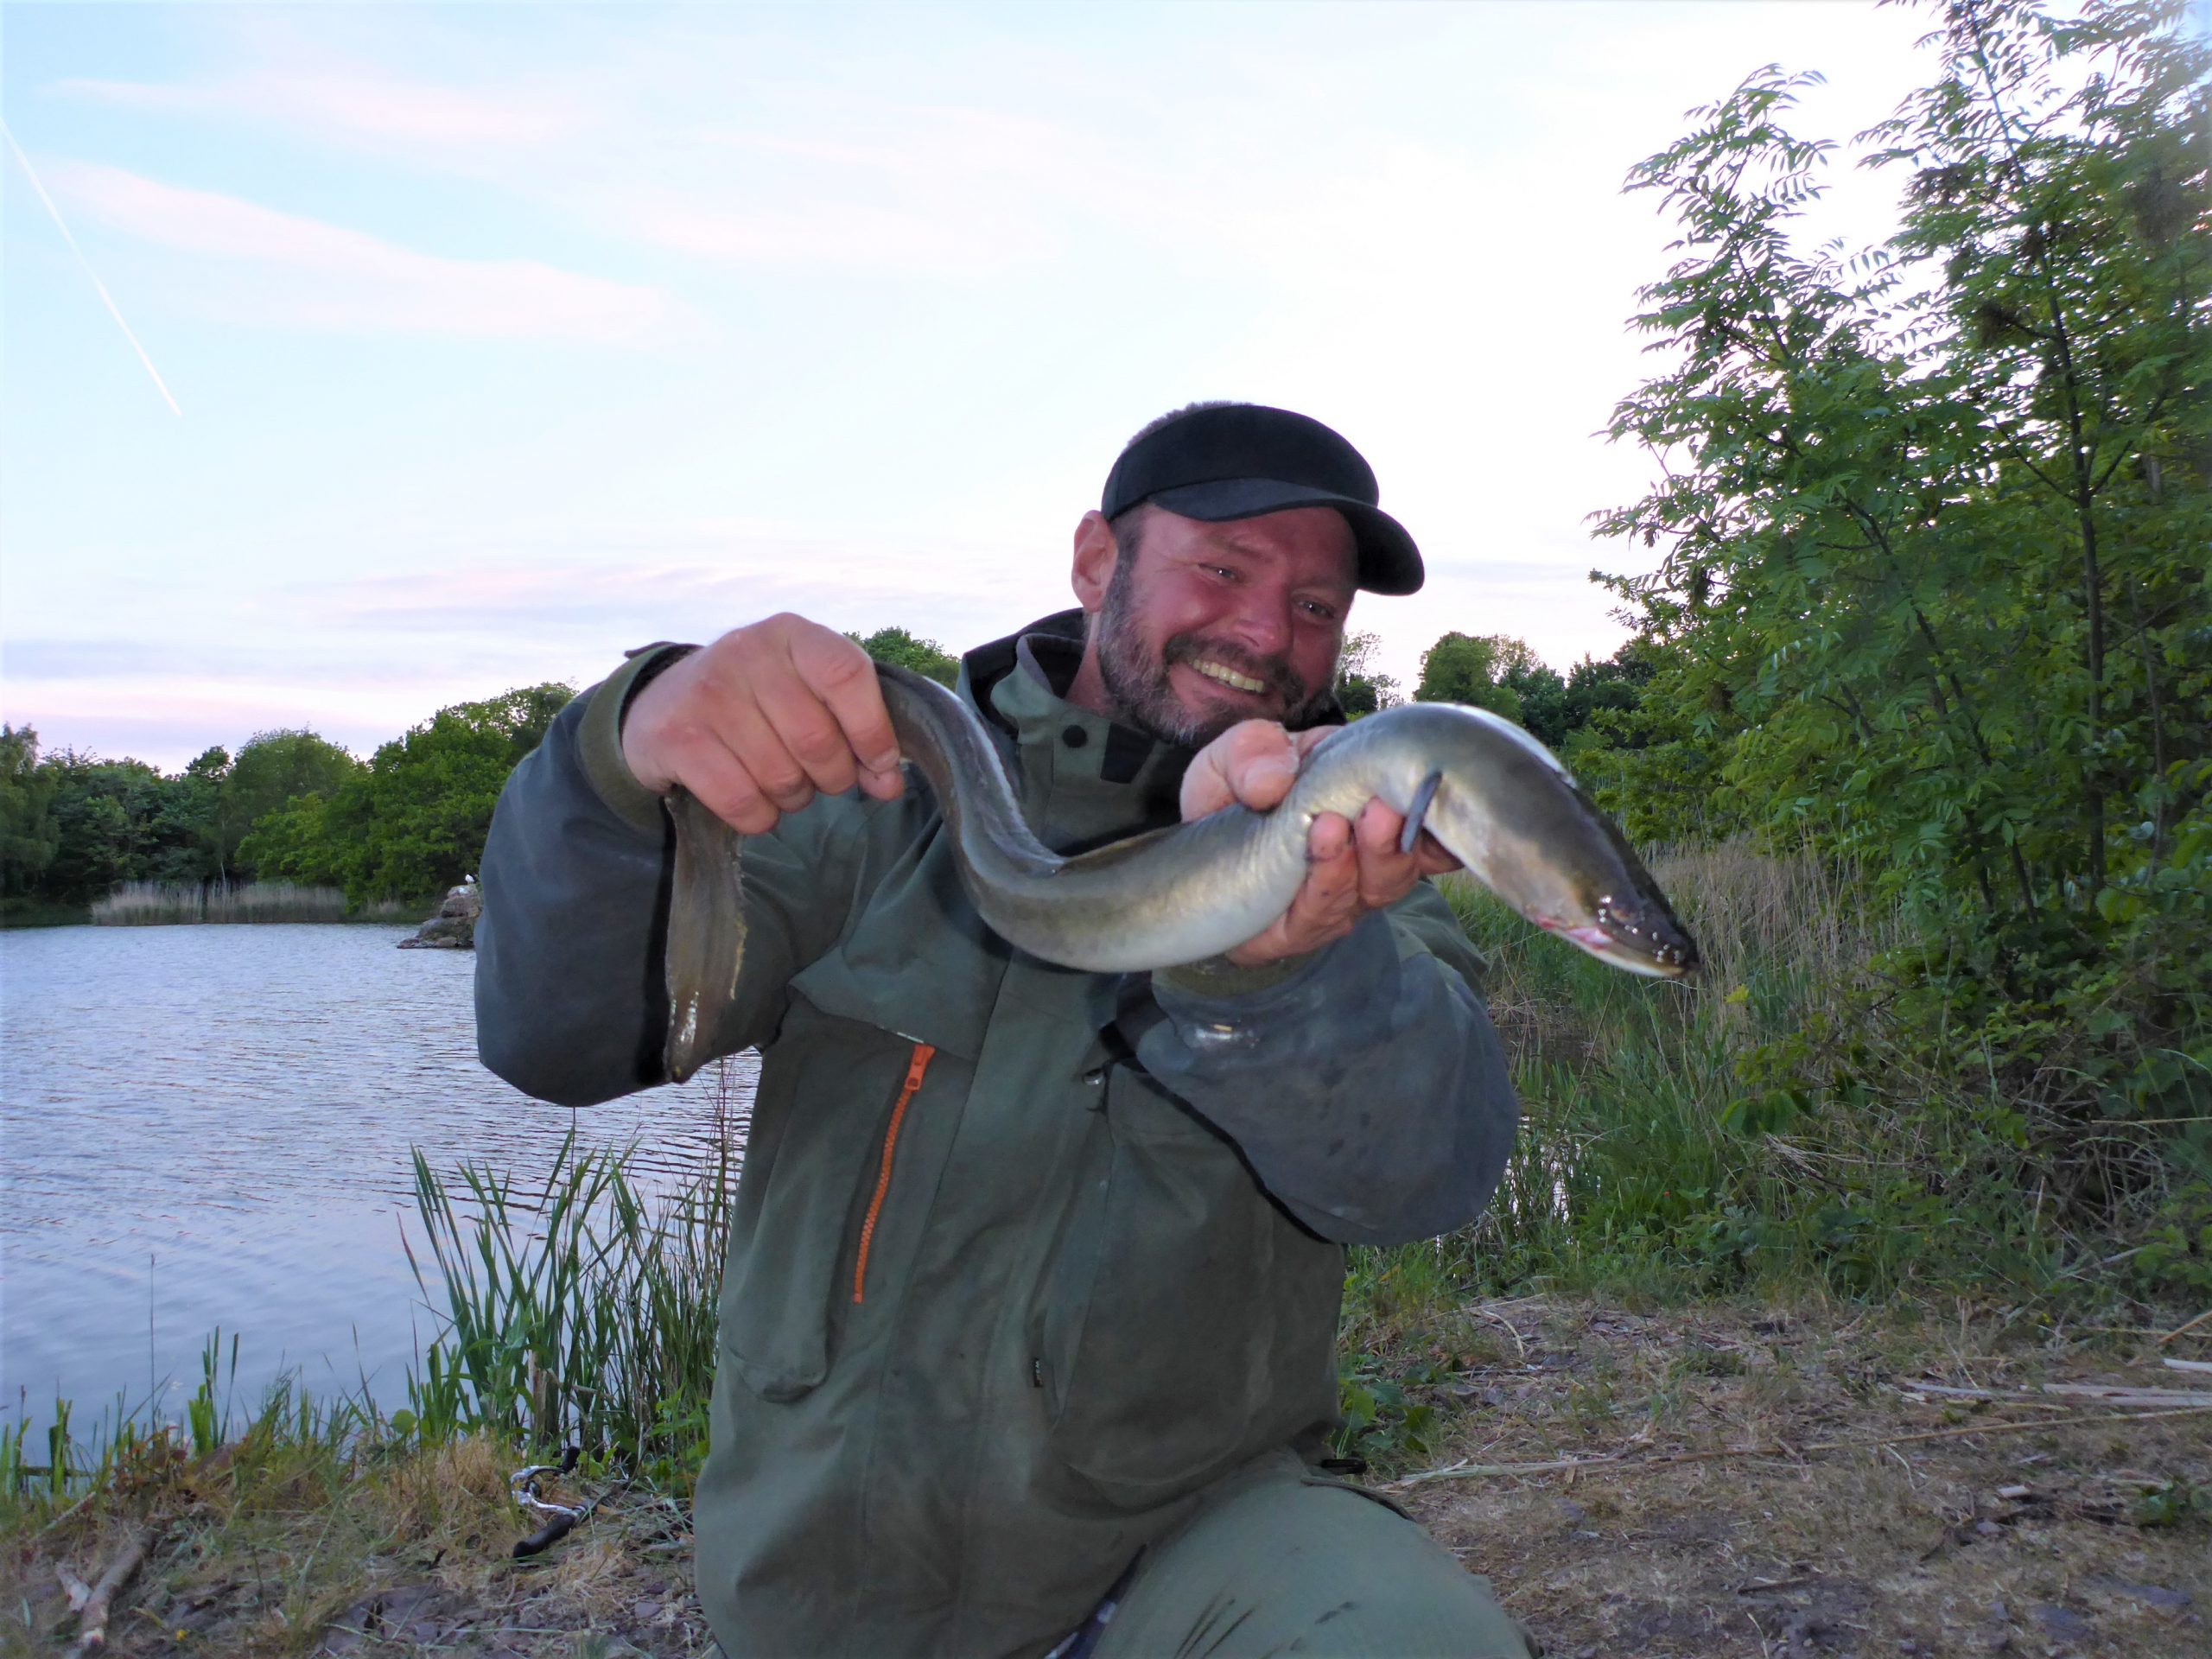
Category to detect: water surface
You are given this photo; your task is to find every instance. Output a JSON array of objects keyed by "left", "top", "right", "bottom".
[{"left": 1, "top": 924, "right": 753, "bottom": 1432}]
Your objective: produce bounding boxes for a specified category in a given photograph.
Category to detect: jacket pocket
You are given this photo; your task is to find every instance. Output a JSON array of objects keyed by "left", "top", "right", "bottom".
[
  {"left": 1034, "top": 1063, "right": 1342, "bottom": 1511},
  {"left": 718, "top": 1002, "right": 935, "bottom": 1402}
]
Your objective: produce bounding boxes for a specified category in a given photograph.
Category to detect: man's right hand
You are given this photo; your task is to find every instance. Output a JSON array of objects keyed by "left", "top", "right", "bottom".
[{"left": 620, "top": 613, "right": 906, "bottom": 834}]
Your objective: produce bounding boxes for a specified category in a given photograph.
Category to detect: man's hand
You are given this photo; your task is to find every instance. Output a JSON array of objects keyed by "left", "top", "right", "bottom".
[
  {"left": 621, "top": 614, "right": 906, "bottom": 834},
  {"left": 1180, "top": 721, "right": 1460, "bottom": 969}
]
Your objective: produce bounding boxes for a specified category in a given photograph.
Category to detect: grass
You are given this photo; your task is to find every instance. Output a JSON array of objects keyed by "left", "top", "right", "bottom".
[
  {"left": 90, "top": 880, "right": 360, "bottom": 925},
  {"left": 1414, "top": 841, "right": 2195, "bottom": 1306}
]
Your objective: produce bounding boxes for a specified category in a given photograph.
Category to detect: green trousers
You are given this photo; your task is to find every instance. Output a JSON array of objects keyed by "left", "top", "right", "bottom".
[{"left": 1084, "top": 1454, "right": 1538, "bottom": 1659}]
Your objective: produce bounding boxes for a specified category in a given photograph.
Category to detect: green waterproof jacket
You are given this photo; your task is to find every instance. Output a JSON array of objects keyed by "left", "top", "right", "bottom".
[{"left": 474, "top": 613, "right": 1519, "bottom": 1657}]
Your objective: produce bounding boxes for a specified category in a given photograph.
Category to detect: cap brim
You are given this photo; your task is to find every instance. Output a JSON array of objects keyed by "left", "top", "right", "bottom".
[{"left": 1149, "top": 479, "right": 1424, "bottom": 596}]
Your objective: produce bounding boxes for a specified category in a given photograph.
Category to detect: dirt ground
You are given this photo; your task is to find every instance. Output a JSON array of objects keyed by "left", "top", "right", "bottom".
[
  {"left": 5, "top": 1299, "right": 2205, "bottom": 1657},
  {"left": 1398, "top": 1299, "right": 2209, "bottom": 1659}
]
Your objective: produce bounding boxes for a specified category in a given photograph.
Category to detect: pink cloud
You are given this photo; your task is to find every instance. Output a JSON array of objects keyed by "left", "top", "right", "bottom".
[
  {"left": 50, "top": 160, "right": 686, "bottom": 342},
  {"left": 58, "top": 69, "right": 585, "bottom": 149}
]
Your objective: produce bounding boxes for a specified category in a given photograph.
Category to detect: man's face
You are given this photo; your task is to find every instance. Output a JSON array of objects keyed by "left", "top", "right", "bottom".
[{"left": 1091, "top": 505, "right": 1357, "bottom": 747}]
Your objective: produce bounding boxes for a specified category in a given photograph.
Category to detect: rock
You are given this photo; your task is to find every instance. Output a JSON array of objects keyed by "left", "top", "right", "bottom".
[
  {"left": 2085, "top": 1575, "right": 2191, "bottom": 1611},
  {"left": 2033, "top": 1603, "right": 2094, "bottom": 1643},
  {"left": 398, "top": 880, "right": 480, "bottom": 950}
]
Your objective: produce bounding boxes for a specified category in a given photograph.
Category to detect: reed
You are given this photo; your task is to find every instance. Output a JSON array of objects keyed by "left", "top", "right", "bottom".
[
  {"left": 90, "top": 879, "right": 352, "bottom": 925},
  {"left": 399, "top": 1059, "right": 743, "bottom": 1479}
]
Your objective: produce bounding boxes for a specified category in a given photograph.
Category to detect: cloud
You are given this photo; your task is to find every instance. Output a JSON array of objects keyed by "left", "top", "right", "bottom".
[
  {"left": 59, "top": 67, "right": 588, "bottom": 149},
  {"left": 48, "top": 160, "right": 688, "bottom": 342}
]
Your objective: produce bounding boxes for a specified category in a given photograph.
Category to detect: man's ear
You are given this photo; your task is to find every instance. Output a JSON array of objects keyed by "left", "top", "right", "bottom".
[{"left": 1071, "top": 510, "right": 1118, "bottom": 615}]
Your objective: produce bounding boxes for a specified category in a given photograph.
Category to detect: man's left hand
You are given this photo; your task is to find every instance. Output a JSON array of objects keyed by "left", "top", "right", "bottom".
[{"left": 1180, "top": 721, "right": 1461, "bottom": 969}]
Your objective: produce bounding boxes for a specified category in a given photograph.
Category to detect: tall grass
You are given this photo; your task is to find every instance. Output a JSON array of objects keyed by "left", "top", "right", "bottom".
[
  {"left": 92, "top": 879, "right": 349, "bottom": 925},
  {"left": 399, "top": 1058, "right": 743, "bottom": 1484},
  {"left": 1343, "top": 837, "right": 2180, "bottom": 1343},
  {"left": 0, "top": 1329, "right": 365, "bottom": 1503}
]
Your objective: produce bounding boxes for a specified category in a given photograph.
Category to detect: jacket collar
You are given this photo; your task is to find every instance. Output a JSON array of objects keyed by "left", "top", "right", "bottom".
[
  {"left": 954, "top": 608, "right": 1351, "bottom": 853},
  {"left": 958, "top": 612, "right": 1190, "bottom": 852}
]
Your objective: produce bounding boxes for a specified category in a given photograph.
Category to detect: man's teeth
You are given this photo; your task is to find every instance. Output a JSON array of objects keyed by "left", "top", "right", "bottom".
[{"left": 1192, "top": 661, "right": 1266, "bottom": 693}]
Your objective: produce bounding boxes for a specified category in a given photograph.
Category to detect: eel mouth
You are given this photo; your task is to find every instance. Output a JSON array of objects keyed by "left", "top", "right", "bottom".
[{"left": 1543, "top": 911, "right": 1700, "bottom": 980}]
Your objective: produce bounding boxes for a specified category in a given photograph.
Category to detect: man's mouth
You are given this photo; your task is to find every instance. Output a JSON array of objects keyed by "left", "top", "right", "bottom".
[{"left": 1188, "top": 659, "right": 1268, "bottom": 696}]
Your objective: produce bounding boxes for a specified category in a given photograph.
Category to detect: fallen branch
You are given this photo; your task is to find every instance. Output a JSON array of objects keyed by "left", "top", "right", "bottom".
[
  {"left": 1385, "top": 1405, "right": 2212, "bottom": 1491},
  {"left": 1902, "top": 1379, "right": 2212, "bottom": 1408},
  {"left": 73, "top": 1527, "right": 155, "bottom": 1653}
]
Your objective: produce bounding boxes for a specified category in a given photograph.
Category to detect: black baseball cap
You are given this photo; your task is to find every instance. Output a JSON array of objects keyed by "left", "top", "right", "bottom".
[{"left": 1100, "top": 403, "right": 1423, "bottom": 595}]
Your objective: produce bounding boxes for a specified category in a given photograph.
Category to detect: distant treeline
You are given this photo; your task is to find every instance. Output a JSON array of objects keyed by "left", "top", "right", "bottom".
[{"left": 2, "top": 685, "right": 573, "bottom": 921}]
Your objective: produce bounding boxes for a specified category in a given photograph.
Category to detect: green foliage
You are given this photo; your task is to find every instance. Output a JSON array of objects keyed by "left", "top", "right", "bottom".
[
  {"left": 1404, "top": 634, "right": 1654, "bottom": 754},
  {"left": 1586, "top": 1, "right": 2209, "bottom": 1276},
  {"left": 0, "top": 725, "right": 61, "bottom": 900},
  {"left": 220, "top": 730, "right": 363, "bottom": 880},
  {"left": 1331, "top": 1351, "right": 1443, "bottom": 1471},
  {"left": 245, "top": 684, "right": 571, "bottom": 906},
  {"left": 1334, "top": 630, "right": 1402, "bottom": 718},
  {"left": 848, "top": 626, "right": 960, "bottom": 687},
  {"left": 2133, "top": 1476, "right": 2212, "bottom": 1529},
  {"left": 16, "top": 748, "right": 216, "bottom": 905},
  {"left": 1413, "top": 632, "right": 1536, "bottom": 721}
]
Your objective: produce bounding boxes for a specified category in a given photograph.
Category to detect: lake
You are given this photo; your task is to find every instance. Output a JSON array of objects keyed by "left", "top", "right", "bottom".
[{"left": 0, "top": 924, "right": 753, "bottom": 1437}]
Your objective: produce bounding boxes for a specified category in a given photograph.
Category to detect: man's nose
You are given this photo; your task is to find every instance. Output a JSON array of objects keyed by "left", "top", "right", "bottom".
[{"left": 1221, "top": 588, "right": 1295, "bottom": 658}]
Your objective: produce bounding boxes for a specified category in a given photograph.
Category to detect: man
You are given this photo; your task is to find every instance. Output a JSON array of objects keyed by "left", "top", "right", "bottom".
[{"left": 475, "top": 402, "right": 1535, "bottom": 1657}]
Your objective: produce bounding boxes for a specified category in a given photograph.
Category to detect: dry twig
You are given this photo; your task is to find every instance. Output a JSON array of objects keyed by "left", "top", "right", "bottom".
[
  {"left": 1386, "top": 1404, "right": 2212, "bottom": 1490},
  {"left": 2159, "top": 1307, "right": 2212, "bottom": 1345},
  {"left": 1901, "top": 1379, "right": 2212, "bottom": 1408}
]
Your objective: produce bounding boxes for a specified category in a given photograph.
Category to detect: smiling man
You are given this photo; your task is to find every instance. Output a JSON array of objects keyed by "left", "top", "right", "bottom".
[{"left": 476, "top": 403, "right": 1535, "bottom": 1657}]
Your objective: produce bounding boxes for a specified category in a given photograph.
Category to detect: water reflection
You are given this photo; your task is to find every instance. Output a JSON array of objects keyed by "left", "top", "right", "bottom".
[{"left": 0, "top": 924, "right": 753, "bottom": 1427}]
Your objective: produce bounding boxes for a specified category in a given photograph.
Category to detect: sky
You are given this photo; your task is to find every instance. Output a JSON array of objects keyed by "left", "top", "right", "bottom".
[{"left": 3, "top": 1, "right": 1948, "bottom": 768}]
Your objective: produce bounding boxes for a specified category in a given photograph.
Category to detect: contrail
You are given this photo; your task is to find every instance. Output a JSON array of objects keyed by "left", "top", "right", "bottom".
[{"left": 3, "top": 120, "right": 182, "bottom": 416}]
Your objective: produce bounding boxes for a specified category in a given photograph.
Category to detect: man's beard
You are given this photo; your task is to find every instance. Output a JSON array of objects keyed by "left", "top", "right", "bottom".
[{"left": 1091, "top": 555, "right": 1335, "bottom": 748}]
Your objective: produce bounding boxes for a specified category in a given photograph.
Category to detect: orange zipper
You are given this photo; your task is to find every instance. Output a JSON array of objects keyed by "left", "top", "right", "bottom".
[{"left": 852, "top": 1042, "right": 937, "bottom": 1306}]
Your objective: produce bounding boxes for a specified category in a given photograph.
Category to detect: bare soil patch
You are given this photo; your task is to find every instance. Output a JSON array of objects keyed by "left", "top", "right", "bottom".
[
  {"left": 5, "top": 1300, "right": 2204, "bottom": 1656},
  {"left": 1396, "top": 1300, "right": 2210, "bottom": 1658}
]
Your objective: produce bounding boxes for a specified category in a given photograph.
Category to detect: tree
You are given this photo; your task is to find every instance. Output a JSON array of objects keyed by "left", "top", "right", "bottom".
[
  {"left": 1588, "top": 0, "right": 2209, "bottom": 1195},
  {"left": 1594, "top": 5, "right": 2209, "bottom": 925},
  {"left": 220, "top": 730, "right": 363, "bottom": 880},
  {"left": 0, "top": 726, "right": 60, "bottom": 899},
  {"left": 245, "top": 685, "right": 572, "bottom": 906},
  {"left": 1333, "top": 631, "right": 1402, "bottom": 718},
  {"left": 848, "top": 627, "right": 960, "bottom": 688},
  {"left": 1413, "top": 633, "right": 1543, "bottom": 724}
]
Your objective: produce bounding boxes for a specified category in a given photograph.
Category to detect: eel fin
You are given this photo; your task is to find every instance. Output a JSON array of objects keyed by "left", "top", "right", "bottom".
[
  {"left": 664, "top": 786, "right": 747, "bottom": 1084},
  {"left": 1399, "top": 769, "right": 1444, "bottom": 855}
]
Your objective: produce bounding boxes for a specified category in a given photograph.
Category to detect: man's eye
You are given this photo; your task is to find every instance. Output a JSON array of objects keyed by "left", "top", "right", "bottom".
[{"left": 1302, "top": 601, "right": 1340, "bottom": 621}]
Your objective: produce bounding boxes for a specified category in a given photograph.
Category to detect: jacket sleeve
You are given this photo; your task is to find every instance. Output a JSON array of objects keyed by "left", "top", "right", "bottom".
[
  {"left": 1134, "top": 885, "right": 1517, "bottom": 1247},
  {"left": 474, "top": 648, "right": 855, "bottom": 1107}
]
